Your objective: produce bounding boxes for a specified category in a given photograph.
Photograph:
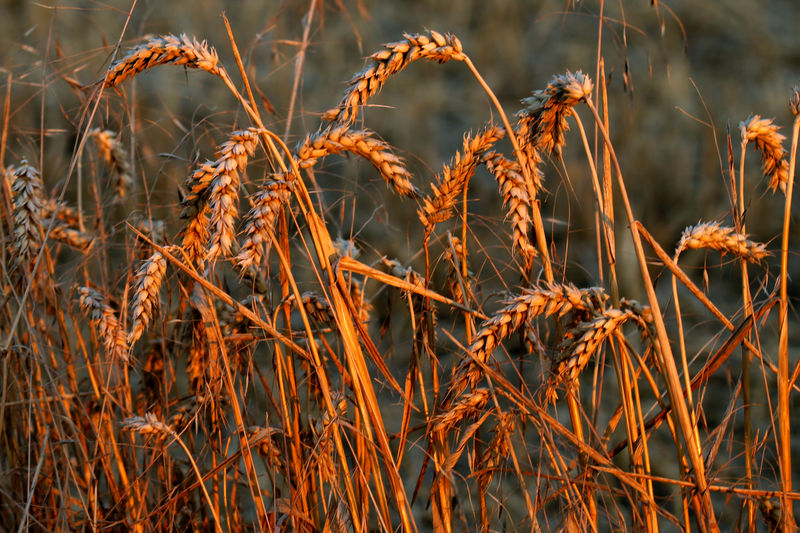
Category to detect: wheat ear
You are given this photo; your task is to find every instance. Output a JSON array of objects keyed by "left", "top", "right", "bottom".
[
  {"left": 740, "top": 114, "right": 789, "bottom": 194},
  {"left": 89, "top": 129, "right": 133, "bottom": 202},
  {"left": 322, "top": 30, "right": 465, "bottom": 124},
  {"left": 235, "top": 177, "right": 292, "bottom": 270},
  {"left": 11, "top": 161, "right": 45, "bottom": 268},
  {"left": 675, "top": 221, "right": 769, "bottom": 263},
  {"left": 483, "top": 150, "right": 538, "bottom": 265},
  {"left": 418, "top": 125, "right": 505, "bottom": 232},
  {"left": 128, "top": 249, "right": 168, "bottom": 345},
  {"left": 453, "top": 283, "right": 606, "bottom": 393},
  {"left": 554, "top": 308, "right": 639, "bottom": 384},
  {"left": 177, "top": 128, "right": 262, "bottom": 264},
  {"left": 77, "top": 286, "right": 129, "bottom": 362},
  {"left": 518, "top": 71, "right": 594, "bottom": 158},
  {"left": 104, "top": 34, "right": 225, "bottom": 88},
  {"left": 297, "top": 125, "right": 418, "bottom": 198},
  {"left": 431, "top": 388, "right": 490, "bottom": 434}
]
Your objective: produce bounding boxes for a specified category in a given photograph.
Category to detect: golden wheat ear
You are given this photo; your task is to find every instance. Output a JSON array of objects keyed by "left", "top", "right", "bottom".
[
  {"left": 740, "top": 114, "right": 789, "bottom": 194},
  {"left": 518, "top": 71, "right": 593, "bottom": 158},
  {"left": 322, "top": 30, "right": 465, "bottom": 124},
  {"left": 103, "top": 33, "right": 225, "bottom": 88},
  {"left": 675, "top": 221, "right": 769, "bottom": 263}
]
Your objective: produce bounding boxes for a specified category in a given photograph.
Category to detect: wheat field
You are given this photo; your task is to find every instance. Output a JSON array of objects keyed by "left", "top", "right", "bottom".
[{"left": 1, "top": 1, "right": 799, "bottom": 531}]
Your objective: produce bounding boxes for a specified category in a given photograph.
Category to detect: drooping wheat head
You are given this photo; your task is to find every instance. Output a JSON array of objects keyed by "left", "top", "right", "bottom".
[
  {"left": 128, "top": 248, "right": 169, "bottom": 345},
  {"left": 296, "top": 125, "right": 419, "bottom": 198},
  {"left": 740, "top": 114, "right": 789, "bottom": 194},
  {"left": 474, "top": 411, "right": 516, "bottom": 489},
  {"left": 11, "top": 161, "right": 45, "bottom": 270},
  {"left": 104, "top": 34, "right": 225, "bottom": 88},
  {"left": 675, "top": 221, "right": 769, "bottom": 263},
  {"left": 518, "top": 71, "right": 594, "bottom": 158},
  {"left": 483, "top": 150, "right": 538, "bottom": 266},
  {"left": 178, "top": 128, "right": 262, "bottom": 264},
  {"left": 89, "top": 128, "right": 133, "bottom": 202},
  {"left": 322, "top": 30, "right": 465, "bottom": 124},
  {"left": 235, "top": 177, "right": 292, "bottom": 271},
  {"left": 418, "top": 125, "right": 505, "bottom": 233},
  {"left": 122, "top": 412, "right": 173, "bottom": 440},
  {"left": 432, "top": 388, "right": 490, "bottom": 434},
  {"left": 553, "top": 308, "right": 641, "bottom": 386},
  {"left": 76, "top": 286, "right": 129, "bottom": 362}
]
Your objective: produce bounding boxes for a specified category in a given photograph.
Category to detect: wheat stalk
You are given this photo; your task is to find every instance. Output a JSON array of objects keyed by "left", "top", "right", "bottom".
[
  {"left": 418, "top": 125, "right": 505, "bottom": 232},
  {"left": 235, "top": 178, "right": 292, "bottom": 270},
  {"left": 123, "top": 413, "right": 222, "bottom": 533},
  {"left": 89, "top": 129, "right": 133, "bottom": 202},
  {"left": 76, "top": 286, "right": 129, "bottom": 362},
  {"left": 740, "top": 114, "right": 789, "bottom": 194},
  {"left": 518, "top": 71, "right": 593, "bottom": 158},
  {"left": 104, "top": 34, "right": 225, "bottom": 88},
  {"left": 675, "top": 221, "right": 768, "bottom": 263},
  {"left": 296, "top": 125, "right": 418, "bottom": 198},
  {"left": 128, "top": 249, "right": 168, "bottom": 345},
  {"left": 322, "top": 30, "right": 465, "bottom": 124}
]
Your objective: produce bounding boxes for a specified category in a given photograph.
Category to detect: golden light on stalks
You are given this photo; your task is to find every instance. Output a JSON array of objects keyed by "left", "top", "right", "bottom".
[
  {"left": 740, "top": 114, "right": 790, "bottom": 194},
  {"left": 11, "top": 161, "right": 44, "bottom": 268},
  {"left": 89, "top": 129, "right": 132, "bottom": 202},
  {"left": 104, "top": 33, "right": 225, "bottom": 88},
  {"left": 322, "top": 30, "right": 465, "bottom": 124},
  {"left": 76, "top": 286, "right": 129, "bottom": 362},
  {"left": 518, "top": 71, "right": 594, "bottom": 158},
  {"left": 675, "top": 221, "right": 769, "bottom": 262},
  {"left": 296, "top": 125, "right": 419, "bottom": 198},
  {"left": 418, "top": 125, "right": 505, "bottom": 232},
  {"left": 128, "top": 249, "right": 168, "bottom": 345}
]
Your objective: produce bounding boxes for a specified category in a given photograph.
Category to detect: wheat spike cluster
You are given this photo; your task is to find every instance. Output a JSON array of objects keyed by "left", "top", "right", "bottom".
[{"left": 2, "top": 5, "right": 799, "bottom": 533}]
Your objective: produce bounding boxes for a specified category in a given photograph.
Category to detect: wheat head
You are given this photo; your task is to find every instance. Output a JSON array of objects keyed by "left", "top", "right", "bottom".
[
  {"left": 322, "top": 30, "right": 465, "bottom": 124},
  {"left": 104, "top": 34, "right": 224, "bottom": 88},
  {"left": 740, "top": 114, "right": 789, "bottom": 194}
]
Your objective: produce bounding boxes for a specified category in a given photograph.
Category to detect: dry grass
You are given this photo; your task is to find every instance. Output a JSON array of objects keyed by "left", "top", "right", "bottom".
[{"left": 1, "top": 3, "right": 799, "bottom": 532}]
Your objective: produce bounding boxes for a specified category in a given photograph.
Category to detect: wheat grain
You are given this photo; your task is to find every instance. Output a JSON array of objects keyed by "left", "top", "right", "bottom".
[
  {"left": 296, "top": 125, "right": 418, "bottom": 198},
  {"left": 128, "top": 249, "right": 169, "bottom": 345},
  {"left": 322, "top": 30, "right": 465, "bottom": 124},
  {"left": 418, "top": 125, "right": 505, "bottom": 232},
  {"left": 235, "top": 178, "right": 292, "bottom": 270},
  {"left": 122, "top": 412, "right": 172, "bottom": 440},
  {"left": 104, "top": 34, "right": 225, "bottom": 88},
  {"left": 518, "top": 71, "right": 593, "bottom": 158},
  {"left": 89, "top": 129, "right": 132, "bottom": 202},
  {"left": 76, "top": 286, "right": 129, "bottom": 362},
  {"left": 675, "top": 221, "right": 768, "bottom": 263},
  {"left": 740, "top": 115, "right": 789, "bottom": 194}
]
